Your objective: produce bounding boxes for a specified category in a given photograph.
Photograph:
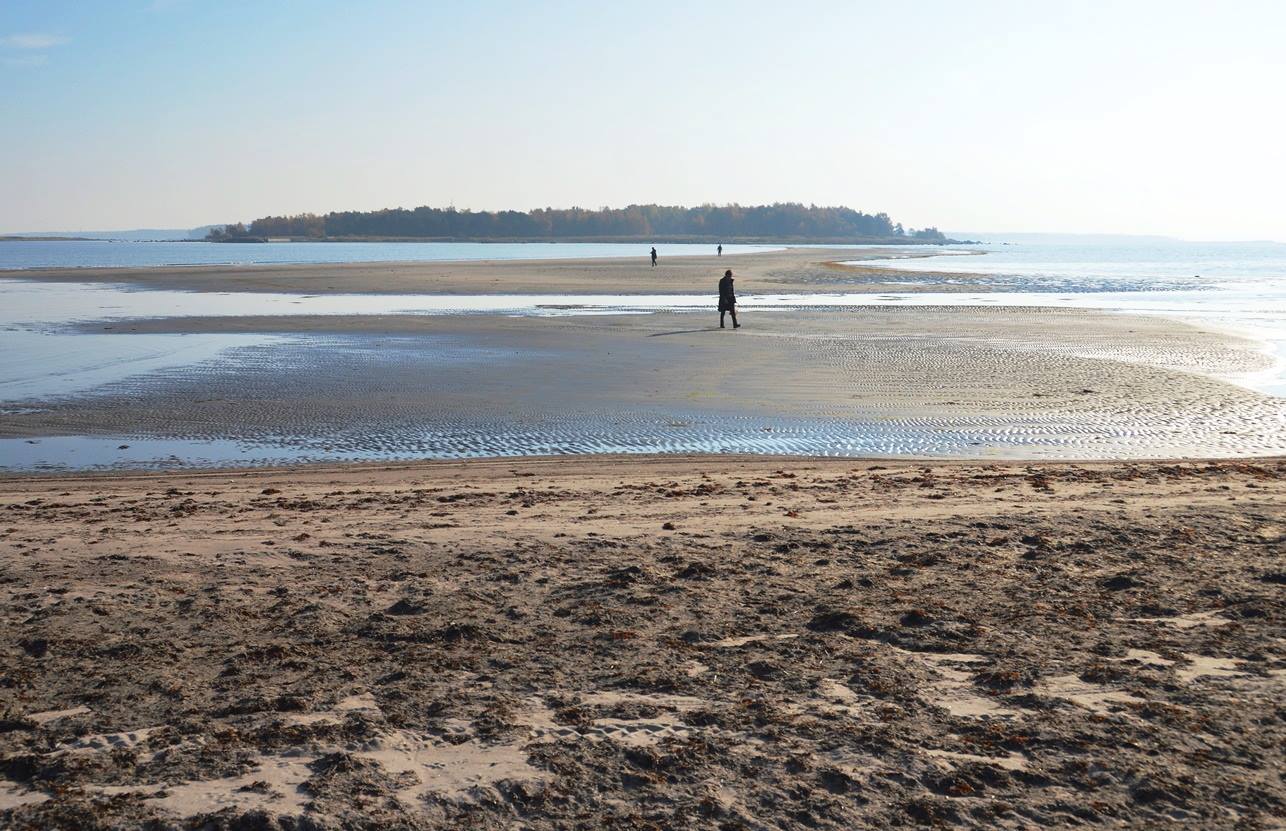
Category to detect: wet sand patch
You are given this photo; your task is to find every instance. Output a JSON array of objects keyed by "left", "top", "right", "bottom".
[{"left": 4, "top": 307, "right": 1283, "bottom": 469}]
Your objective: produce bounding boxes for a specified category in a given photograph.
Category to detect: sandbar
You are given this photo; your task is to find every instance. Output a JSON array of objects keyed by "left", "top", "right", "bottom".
[{"left": 0, "top": 247, "right": 962, "bottom": 295}]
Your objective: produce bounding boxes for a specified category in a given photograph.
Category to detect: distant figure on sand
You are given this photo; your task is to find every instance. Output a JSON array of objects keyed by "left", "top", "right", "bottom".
[
  {"left": 650, "top": 247, "right": 657, "bottom": 267},
  {"left": 717, "top": 244, "right": 723, "bottom": 256},
  {"left": 718, "top": 269, "right": 739, "bottom": 329}
]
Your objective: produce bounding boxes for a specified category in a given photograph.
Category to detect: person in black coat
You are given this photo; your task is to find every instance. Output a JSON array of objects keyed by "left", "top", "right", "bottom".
[{"left": 718, "top": 269, "right": 739, "bottom": 329}]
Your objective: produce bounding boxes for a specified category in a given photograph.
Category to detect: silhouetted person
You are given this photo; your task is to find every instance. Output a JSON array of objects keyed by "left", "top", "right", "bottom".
[
  {"left": 717, "top": 244, "right": 723, "bottom": 256},
  {"left": 718, "top": 269, "right": 739, "bottom": 329},
  {"left": 650, "top": 247, "right": 657, "bottom": 267}
]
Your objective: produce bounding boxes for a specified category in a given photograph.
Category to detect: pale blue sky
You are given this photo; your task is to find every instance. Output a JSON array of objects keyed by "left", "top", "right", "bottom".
[{"left": 3, "top": 1, "right": 1283, "bottom": 239}]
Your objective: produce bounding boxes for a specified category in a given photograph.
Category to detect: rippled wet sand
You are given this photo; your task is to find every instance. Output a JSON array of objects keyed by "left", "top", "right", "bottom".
[{"left": 2, "top": 308, "right": 1283, "bottom": 470}]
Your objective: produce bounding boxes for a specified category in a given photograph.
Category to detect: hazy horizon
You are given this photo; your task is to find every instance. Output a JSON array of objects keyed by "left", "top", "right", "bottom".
[{"left": 4, "top": 1, "right": 1284, "bottom": 240}]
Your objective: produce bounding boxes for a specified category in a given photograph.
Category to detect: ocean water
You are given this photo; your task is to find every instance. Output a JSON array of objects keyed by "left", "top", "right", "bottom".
[
  {"left": 860, "top": 239, "right": 1286, "bottom": 291},
  {"left": 0, "top": 240, "right": 796, "bottom": 270}
]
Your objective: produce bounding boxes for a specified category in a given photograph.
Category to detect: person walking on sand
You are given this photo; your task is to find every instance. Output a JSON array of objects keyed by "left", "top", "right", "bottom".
[
  {"left": 717, "top": 243, "right": 723, "bottom": 256},
  {"left": 718, "top": 269, "right": 739, "bottom": 329},
  {"left": 650, "top": 246, "right": 657, "bottom": 267}
]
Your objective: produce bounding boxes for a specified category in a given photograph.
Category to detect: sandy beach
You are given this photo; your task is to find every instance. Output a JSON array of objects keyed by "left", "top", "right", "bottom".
[
  {"left": 0, "top": 455, "right": 1282, "bottom": 828},
  {"left": 1, "top": 247, "right": 1283, "bottom": 828}
]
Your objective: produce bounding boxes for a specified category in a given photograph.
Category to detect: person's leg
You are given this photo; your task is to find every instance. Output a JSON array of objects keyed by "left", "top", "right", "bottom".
[
  {"left": 731, "top": 309, "right": 739, "bottom": 328},
  {"left": 720, "top": 310, "right": 726, "bottom": 328}
]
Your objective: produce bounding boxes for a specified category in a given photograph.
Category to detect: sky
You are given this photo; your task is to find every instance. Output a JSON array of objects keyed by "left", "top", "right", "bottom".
[{"left": 2, "top": 1, "right": 1284, "bottom": 240}]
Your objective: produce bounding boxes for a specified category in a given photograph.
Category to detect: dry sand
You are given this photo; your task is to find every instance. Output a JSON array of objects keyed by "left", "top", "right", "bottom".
[{"left": 0, "top": 456, "right": 1283, "bottom": 829}]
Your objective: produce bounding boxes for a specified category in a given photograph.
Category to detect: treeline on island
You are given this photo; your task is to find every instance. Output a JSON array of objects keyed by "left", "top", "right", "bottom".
[{"left": 206, "top": 204, "right": 955, "bottom": 243}]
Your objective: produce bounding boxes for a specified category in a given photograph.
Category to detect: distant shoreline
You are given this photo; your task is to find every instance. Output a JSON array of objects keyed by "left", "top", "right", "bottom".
[
  {"left": 0, "top": 235, "right": 96, "bottom": 242},
  {"left": 201, "top": 235, "right": 978, "bottom": 245}
]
